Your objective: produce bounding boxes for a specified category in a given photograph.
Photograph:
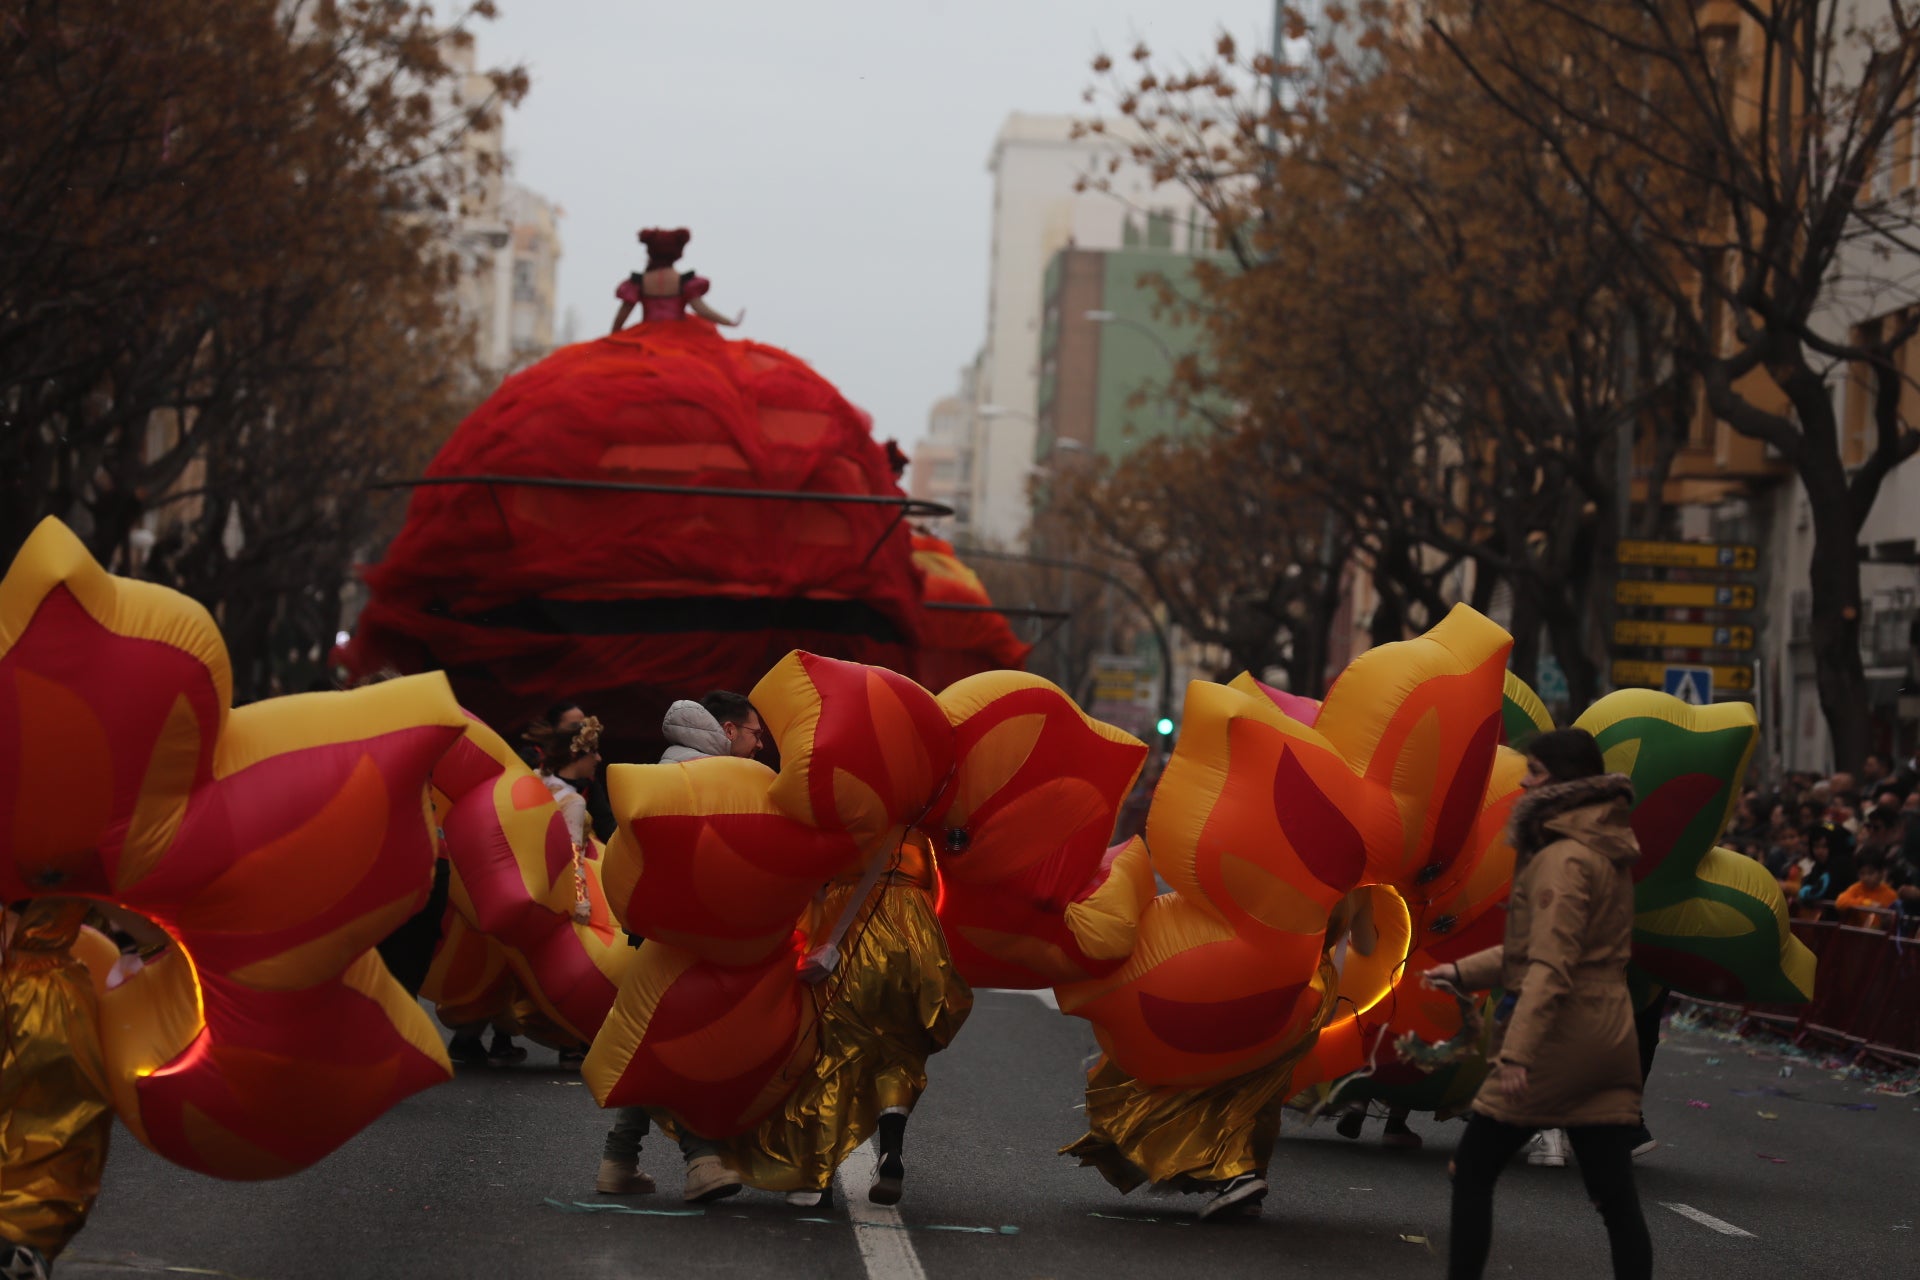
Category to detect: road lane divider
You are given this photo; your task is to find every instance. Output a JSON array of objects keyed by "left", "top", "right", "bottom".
[
  {"left": 1661, "top": 1202, "right": 1756, "bottom": 1238},
  {"left": 839, "top": 1140, "right": 929, "bottom": 1280}
]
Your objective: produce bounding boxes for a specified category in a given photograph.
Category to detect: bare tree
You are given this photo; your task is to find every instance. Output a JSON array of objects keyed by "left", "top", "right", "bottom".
[
  {"left": 1436, "top": 0, "right": 1920, "bottom": 766},
  {"left": 1, "top": 0, "right": 524, "bottom": 695}
]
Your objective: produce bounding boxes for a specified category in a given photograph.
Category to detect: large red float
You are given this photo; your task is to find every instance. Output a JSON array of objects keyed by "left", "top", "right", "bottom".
[{"left": 347, "top": 315, "right": 925, "bottom": 754}]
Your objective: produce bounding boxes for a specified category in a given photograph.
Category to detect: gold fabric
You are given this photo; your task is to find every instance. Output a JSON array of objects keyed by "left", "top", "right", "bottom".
[
  {"left": 1063, "top": 960, "right": 1337, "bottom": 1194},
  {"left": 717, "top": 867, "right": 972, "bottom": 1193},
  {"left": 1, "top": 900, "right": 113, "bottom": 1258}
]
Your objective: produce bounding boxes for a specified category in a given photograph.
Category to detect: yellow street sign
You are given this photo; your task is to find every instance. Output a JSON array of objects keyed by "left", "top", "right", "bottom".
[
  {"left": 1611, "top": 660, "right": 1755, "bottom": 692},
  {"left": 1612, "top": 620, "right": 1754, "bottom": 650},
  {"left": 1616, "top": 540, "right": 1757, "bottom": 571},
  {"left": 1614, "top": 581, "right": 1757, "bottom": 610}
]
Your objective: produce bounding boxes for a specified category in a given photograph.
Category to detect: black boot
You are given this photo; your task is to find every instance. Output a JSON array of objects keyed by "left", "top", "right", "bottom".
[
  {"left": 447, "top": 1030, "right": 488, "bottom": 1066},
  {"left": 870, "top": 1111, "right": 907, "bottom": 1205}
]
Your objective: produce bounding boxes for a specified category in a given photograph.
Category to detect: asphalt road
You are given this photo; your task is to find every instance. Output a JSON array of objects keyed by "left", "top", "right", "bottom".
[{"left": 64, "top": 992, "right": 1917, "bottom": 1279}]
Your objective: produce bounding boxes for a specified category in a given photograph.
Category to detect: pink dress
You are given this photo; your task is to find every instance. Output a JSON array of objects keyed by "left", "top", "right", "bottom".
[{"left": 614, "top": 272, "right": 711, "bottom": 322}]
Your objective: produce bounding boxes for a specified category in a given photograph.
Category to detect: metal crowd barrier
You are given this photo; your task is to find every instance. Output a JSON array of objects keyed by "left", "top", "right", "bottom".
[{"left": 1680, "top": 914, "right": 1920, "bottom": 1064}]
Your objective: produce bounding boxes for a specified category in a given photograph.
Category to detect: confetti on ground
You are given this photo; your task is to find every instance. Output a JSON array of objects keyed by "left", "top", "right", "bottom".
[
  {"left": 1088, "top": 1212, "right": 1189, "bottom": 1227},
  {"left": 1755, "top": 1154, "right": 1788, "bottom": 1164},
  {"left": 1706, "top": 1057, "right": 1722, "bottom": 1065},
  {"left": 1757, "top": 1112, "right": 1779, "bottom": 1120},
  {"left": 1672, "top": 1004, "right": 1920, "bottom": 1096},
  {"left": 1732, "top": 1087, "right": 1878, "bottom": 1111},
  {"left": 1686, "top": 1099, "right": 1711, "bottom": 1109}
]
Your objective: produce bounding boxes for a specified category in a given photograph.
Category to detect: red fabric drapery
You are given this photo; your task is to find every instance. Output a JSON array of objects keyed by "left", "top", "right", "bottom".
[{"left": 347, "top": 319, "right": 921, "bottom": 755}]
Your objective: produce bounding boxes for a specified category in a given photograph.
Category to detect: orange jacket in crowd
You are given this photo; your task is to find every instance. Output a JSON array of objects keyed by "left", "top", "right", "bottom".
[{"left": 1835, "top": 881, "right": 1898, "bottom": 930}]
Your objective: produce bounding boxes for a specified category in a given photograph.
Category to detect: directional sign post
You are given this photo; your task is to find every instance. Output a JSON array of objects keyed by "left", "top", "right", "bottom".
[
  {"left": 1611, "top": 660, "right": 1755, "bottom": 692},
  {"left": 1614, "top": 581, "right": 1757, "bottom": 610},
  {"left": 1089, "top": 655, "right": 1156, "bottom": 739},
  {"left": 1612, "top": 620, "right": 1755, "bottom": 650},
  {"left": 1617, "top": 540, "right": 1758, "bottom": 571},
  {"left": 1663, "top": 665, "right": 1714, "bottom": 705},
  {"left": 1610, "top": 539, "right": 1759, "bottom": 702}
]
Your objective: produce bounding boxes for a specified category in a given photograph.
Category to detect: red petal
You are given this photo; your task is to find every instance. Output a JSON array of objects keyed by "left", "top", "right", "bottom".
[
  {"left": 1273, "top": 747, "right": 1366, "bottom": 890},
  {"left": 1426, "top": 713, "right": 1502, "bottom": 877},
  {"left": 1630, "top": 773, "right": 1724, "bottom": 882},
  {"left": 1138, "top": 982, "right": 1309, "bottom": 1055}
]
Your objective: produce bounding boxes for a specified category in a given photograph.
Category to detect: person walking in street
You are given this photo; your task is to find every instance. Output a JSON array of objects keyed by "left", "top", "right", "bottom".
[
  {"left": 1424, "top": 728, "right": 1653, "bottom": 1280},
  {"left": 595, "top": 691, "right": 765, "bottom": 1203},
  {"left": 715, "top": 827, "right": 972, "bottom": 1210},
  {"left": 1062, "top": 901, "right": 1350, "bottom": 1222}
]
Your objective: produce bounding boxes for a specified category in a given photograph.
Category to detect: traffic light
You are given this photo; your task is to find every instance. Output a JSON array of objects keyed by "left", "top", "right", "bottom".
[{"left": 1156, "top": 717, "right": 1175, "bottom": 737}]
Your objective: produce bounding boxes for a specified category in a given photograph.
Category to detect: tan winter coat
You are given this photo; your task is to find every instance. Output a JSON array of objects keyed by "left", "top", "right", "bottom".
[{"left": 1453, "top": 774, "right": 1644, "bottom": 1129}]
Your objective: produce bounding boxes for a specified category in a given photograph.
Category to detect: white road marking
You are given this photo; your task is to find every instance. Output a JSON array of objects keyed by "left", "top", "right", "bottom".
[
  {"left": 1661, "top": 1202, "right": 1756, "bottom": 1238},
  {"left": 839, "top": 1139, "right": 928, "bottom": 1280},
  {"left": 985, "top": 987, "right": 1058, "bottom": 1009}
]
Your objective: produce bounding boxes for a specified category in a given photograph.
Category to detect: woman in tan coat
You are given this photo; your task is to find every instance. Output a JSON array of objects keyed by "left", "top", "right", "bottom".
[{"left": 1423, "top": 728, "right": 1652, "bottom": 1280}]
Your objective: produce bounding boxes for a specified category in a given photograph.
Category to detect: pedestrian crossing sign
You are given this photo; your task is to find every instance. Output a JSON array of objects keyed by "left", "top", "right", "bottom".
[{"left": 1663, "top": 665, "right": 1714, "bottom": 705}]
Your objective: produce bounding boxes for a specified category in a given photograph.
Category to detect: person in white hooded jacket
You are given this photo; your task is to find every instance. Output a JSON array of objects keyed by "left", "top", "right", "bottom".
[{"left": 596, "top": 691, "right": 766, "bottom": 1203}]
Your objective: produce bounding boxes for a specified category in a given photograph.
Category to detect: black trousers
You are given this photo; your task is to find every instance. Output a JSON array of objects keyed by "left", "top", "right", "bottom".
[
  {"left": 1448, "top": 1113, "right": 1652, "bottom": 1280},
  {"left": 1636, "top": 988, "right": 1670, "bottom": 1085},
  {"left": 374, "top": 859, "right": 451, "bottom": 996}
]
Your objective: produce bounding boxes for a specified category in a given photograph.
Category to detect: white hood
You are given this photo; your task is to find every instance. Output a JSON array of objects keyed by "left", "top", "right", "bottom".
[{"left": 659, "top": 700, "right": 731, "bottom": 762}]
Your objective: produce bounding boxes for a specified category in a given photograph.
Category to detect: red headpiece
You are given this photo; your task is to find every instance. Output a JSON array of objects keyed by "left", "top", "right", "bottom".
[{"left": 639, "top": 227, "right": 691, "bottom": 269}]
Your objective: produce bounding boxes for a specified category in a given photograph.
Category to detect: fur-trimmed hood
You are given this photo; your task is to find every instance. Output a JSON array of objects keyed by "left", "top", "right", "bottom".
[{"left": 1508, "top": 773, "right": 1640, "bottom": 865}]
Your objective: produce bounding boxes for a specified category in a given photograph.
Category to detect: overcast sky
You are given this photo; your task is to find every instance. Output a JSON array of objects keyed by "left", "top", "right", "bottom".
[{"left": 478, "top": 1, "right": 1278, "bottom": 453}]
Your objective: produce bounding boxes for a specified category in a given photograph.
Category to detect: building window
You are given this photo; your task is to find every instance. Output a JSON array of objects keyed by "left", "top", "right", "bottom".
[
  {"left": 1840, "top": 313, "right": 1920, "bottom": 469},
  {"left": 1146, "top": 210, "right": 1174, "bottom": 250}
]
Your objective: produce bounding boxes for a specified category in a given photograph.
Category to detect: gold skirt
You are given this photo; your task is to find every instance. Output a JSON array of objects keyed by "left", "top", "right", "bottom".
[
  {"left": 1063, "top": 966, "right": 1336, "bottom": 1194},
  {"left": 718, "top": 876, "right": 972, "bottom": 1192},
  {"left": 2, "top": 908, "right": 114, "bottom": 1258}
]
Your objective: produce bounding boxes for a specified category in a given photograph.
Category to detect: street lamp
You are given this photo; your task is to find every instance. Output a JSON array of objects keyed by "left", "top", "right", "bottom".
[{"left": 1084, "top": 309, "right": 1177, "bottom": 368}]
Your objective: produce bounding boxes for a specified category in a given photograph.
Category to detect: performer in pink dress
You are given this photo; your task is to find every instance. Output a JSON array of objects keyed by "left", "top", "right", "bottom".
[{"left": 610, "top": 227, "right": 744, "bottom": 333}]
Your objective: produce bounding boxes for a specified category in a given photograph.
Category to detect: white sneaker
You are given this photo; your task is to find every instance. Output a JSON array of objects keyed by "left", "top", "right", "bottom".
[
  {"left": 786, "top": 1189, "right": 823, "bottom": 1207},
  {"left": 1527, "top": 1129, "right": 1569, "bottom": 1167},
  {"left": 1198, "top": 1173, "right": 1268, "bottom": 1221},
  {"left": 1, "top": 1243, "right": 51, "bottom": 1280}
]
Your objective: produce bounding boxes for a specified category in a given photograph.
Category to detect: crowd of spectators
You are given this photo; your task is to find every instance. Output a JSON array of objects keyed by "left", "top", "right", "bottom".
[{"left": 1720, "top": 753, "right": 1920, "bottom": 936}]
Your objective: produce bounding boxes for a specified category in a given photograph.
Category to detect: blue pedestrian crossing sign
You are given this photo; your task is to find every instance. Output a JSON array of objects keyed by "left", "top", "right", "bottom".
[{"left": 1663, "top": 665, "right": 1714, "bottom": 705}]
